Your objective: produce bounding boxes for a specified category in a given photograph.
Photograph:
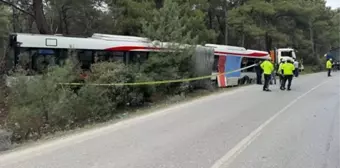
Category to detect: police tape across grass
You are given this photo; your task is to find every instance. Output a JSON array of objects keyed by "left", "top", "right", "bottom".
[{"left": 57, "top": 64, "right": 258, "bottom": 87}]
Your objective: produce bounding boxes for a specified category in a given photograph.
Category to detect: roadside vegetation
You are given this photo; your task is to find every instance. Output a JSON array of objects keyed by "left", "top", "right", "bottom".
[{"left": 0, "top": 0, "right": 339, "bottom": 145}]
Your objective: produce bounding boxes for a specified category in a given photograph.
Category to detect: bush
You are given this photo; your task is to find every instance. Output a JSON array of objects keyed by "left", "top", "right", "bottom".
[
  {"left": 6, "top": 62, "right": 78, "bottom": 141},
  {"left": 4, "top": 60, "right": 162, "bottom": 142}
]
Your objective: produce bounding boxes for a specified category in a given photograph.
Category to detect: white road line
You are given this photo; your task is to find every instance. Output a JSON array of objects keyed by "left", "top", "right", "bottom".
[
  {"left": 0, "top": 85, "right": 254, "bottom": 166},
  {"left": 210, "top": 79, "right": 330, "bottom": 168}
]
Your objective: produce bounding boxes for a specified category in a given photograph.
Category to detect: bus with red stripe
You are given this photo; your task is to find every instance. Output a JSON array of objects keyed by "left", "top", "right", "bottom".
[
  {"left": 6, "top": 33, "right": 270, "bottom": 87},
  {"left": 205, "top": 44, "right": 270, "bottom": 87}
]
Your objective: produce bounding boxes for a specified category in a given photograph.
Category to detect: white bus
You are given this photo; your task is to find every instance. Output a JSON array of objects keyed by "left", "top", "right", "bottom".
[{"left": 6, "top": 33, "right": 270, "bottom": 87}]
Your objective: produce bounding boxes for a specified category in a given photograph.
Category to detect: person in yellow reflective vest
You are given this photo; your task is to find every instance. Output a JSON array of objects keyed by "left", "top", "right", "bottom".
[
  {"left": 281, "top": 60, "right": 295, "bottom": 91},
  {"left": 326, "top": 58, "right": 333, "bottom": 77},
  {"left": 260, "top": 57, "right": 274, "bottom": 91},
  {"left": 277, "top": 59, "right": 286, "bottom": 87}
]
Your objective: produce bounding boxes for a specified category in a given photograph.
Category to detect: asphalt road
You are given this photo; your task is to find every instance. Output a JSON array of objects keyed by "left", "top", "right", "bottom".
[{"left": 0, "top": 72, "right": 339, "bottom": 168}]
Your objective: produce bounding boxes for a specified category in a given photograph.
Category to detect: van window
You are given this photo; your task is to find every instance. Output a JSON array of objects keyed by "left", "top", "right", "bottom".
[{"left": 280, "top": 51, "right": 293, "bottom": 57}]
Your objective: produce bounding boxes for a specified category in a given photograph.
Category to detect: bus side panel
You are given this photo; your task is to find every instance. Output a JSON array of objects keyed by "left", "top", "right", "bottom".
[{"left": 225, "top": 55, "right": 241, "bottom": 86}]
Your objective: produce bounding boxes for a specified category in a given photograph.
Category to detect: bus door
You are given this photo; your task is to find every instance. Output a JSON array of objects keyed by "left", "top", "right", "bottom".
[{"left": 225, "top": 55, "right": 242, "bottom": 86}]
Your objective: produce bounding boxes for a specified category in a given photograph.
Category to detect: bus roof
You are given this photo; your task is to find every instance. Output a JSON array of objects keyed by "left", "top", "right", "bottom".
[
  {"left": 11, "top": 33, "right": 269, "bottom": 58},
  {"left": 205, "top": 44, "right": 269, "bottom": 58},
  {"left": 12, "top": 33, "right": 154, "bottom": 51}
]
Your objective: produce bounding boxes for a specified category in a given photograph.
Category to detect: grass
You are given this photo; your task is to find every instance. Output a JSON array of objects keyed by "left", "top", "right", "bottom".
[{"left": 300, "top": 65, "right": 315, "bottom": 75}]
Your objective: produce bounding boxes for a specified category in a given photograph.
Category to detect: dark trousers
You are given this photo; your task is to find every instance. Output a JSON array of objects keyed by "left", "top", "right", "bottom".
[
  {"left": 294, "top": 69, "right": 299, "bottom": 77},
  {"left": 263, "top": 74, "right": 271, "bottom": 90},
  {"left": 279, "top": 74, "right": 284, "bottom": 86},
  {"left": 256, "top": 73, "right": 262, "bottom": 84},
  {"left": 282, "top": 75, "right": 293, "bottom": 89},
  {"left": 328, "top": 69, "right": 331, "bottom": 76}
]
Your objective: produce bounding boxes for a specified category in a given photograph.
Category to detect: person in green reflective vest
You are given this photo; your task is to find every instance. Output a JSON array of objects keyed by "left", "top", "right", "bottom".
[
  {"left": 260, "top": 57, "right": 274, "bottom": 91},
  {"left": 326, "top": 58, "right": 333, "bottom": 77},
  {"left": 277, "top": 59, "right": 286, "bottom": 88},
  {"left": 281, "top": 59, "right": 295, "bottom": 91}
]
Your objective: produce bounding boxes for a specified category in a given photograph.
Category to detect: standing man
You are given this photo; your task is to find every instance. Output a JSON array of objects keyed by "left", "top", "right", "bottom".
[
  {"left": 293, "top": 58, "right": 299, "bottom": 77},
  {"left": 278, "top": 59, "right": 285, "bottom": 88},
  {"left": 260, "top": 57, "right": 274, "bottom": 91},
  {"left": 326, "top": 58, "right": 332, "bottom": 77},
  {"left": 281, "top": 60, "right": 295, "bottom": 91},
  {"left": 255, "top": 60, "right": 263, "bottom": 85}
]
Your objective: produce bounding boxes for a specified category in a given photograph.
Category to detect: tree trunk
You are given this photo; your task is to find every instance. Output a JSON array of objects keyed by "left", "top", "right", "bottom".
[
  {"left": 33, "top": 0, "right": 50, "bottom": 34},
  {"left": 308, "top": 21, "right": 321, "bottom": 65},
  {"left": 58, "top": 9, "right": 64, "bottom": 34},
  {"left": 265, "top": 32, "right": 272, "bottom": 52},
  {"left": 11, "top": 7, "right": 18, "bottom": 32},
  {"left": 62, "top": 8, "right": 70, "bottom": 35},
  {"left": 223, "top": 0, "right": 228, "bottom": 45},
  {"left": 208, "top": 8, "right": 213, "bottom": 29},
  {"left": 241, "top": 32, "right": 245, "bottom": 47}
]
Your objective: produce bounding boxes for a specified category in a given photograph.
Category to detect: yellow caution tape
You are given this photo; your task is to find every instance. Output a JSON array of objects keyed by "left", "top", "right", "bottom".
[{"left": 58, "top": 64, "right": 257, "bottom": 86}]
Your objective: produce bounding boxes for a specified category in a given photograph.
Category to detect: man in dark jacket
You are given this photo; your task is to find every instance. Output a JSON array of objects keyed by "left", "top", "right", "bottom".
[{"left": 255, "top": 60, "right": 263, "bottom": 85}]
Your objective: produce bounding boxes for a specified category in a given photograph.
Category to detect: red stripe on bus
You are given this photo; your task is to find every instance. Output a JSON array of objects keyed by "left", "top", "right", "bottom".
[
  {"left": 105, "top": 46, "right": 268, "bottom": 57},
  {"left": 215, "top": 51, "right": 268, "bottom": 57},
  {"left": 105, "top": 46, "right": 162, "bottom": 51}
]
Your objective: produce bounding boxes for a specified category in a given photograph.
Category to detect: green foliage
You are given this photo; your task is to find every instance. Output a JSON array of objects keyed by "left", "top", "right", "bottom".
[
  {"left": 2, "top": 0, "right": 338, "bottom": 60},
  {"left": 140, "top": 0, "right": 201, "bottom": 94},
  {"left": 5, "top": 60, "right": 158, "bottom": 141},
  {"left": 0, "top": 5, "right": 10, "bottom": 37},
  {"left": 6, "top": 61, "right": 78, "bottom": 140}
]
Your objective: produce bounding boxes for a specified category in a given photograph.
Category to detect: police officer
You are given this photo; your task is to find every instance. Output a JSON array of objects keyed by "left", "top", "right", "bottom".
[
  {"left": 326, "top": 58, "right": 332, "bottom": 77},
  {"left": 260, "top": 57, "right": 274, "bottom": 91},
  {"left": 281, "top": 59, "right": 295, "bottom": 91},
  {"left": 278, "top": 59, "right": 285, "bottom": 88}
]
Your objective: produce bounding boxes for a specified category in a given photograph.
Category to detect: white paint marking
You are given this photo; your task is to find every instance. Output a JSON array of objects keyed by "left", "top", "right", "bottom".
[
  {"left": 0, "top": 85, "right": 254, "bottom": 166},
  {"left": 210, "top": 80, "right": 330, "bottom": 168}
]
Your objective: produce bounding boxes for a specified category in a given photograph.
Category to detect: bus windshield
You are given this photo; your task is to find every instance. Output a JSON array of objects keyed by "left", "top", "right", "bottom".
[{"left": 280, "top": 51, "right": 294, "bottom": 57}]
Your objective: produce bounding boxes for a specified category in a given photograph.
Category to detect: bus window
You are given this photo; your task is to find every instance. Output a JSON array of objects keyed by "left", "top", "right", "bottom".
[
  {"left": 130, "top": 52, "right": 148, "bottom": 64},
  {"left": 110, "top": 51, "right": 125, "bottom": 63},
  {"left": 17, "top": 48, "right": 32, "bottom": 71},
  {"left": 93, "top": 51, "right": 126, "bottom": 63},
  {"left": 241, "top": 57, "right": 258, "bottom": 72},
  {"left": 32, "top": 49, "right": 57, "bottom": 73},
  {"left": 95, "top": 51, "right": 109, "bottom": 63},
  {"left": 212, "top": 55, "right": 219, "bottom": 72},
  {"left": 55, "top": 49, "right": 68, "bottom": 66},
  {"left": 78, "top": 50, "right": 93, "bottom": 69}
]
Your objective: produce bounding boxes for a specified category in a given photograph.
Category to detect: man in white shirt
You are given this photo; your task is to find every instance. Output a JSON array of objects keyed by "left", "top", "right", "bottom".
[{"left": 293, "top": 59, "right": 299, "bottom": 77}]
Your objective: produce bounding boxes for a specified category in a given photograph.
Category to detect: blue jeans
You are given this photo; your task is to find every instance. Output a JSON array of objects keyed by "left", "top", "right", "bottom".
[
  {"left": 270, "top": 73, "right": 276, "bottom": 85},
  {"left": 294, "top": 69, "right": 299, "bottom": 77}
]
